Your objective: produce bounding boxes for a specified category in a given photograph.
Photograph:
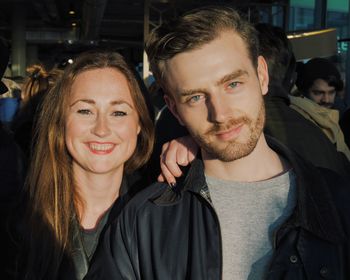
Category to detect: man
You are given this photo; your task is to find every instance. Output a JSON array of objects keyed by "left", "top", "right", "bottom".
[
  {"left": 148, "top": 23, "right": 350, "bottom": 184},
  {"left": 256, "top": 23, "right": 350, "bottom": 178},
  {"left": 86, "top": 6, "right": 350, "bottom": 279},
  {"left": 295, "top": 57, "right": 345, "bottom": 111},
  {"left": 291, "top": 57, "right": 350, "bottom": 160}
]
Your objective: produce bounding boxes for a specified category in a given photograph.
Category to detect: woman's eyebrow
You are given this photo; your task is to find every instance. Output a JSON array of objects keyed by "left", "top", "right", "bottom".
[
  {"left": 70, "top": 99, "right": 133, "bottom": 108},
  {"left": 69, "top": 99, "right": 95, "bottom": 107}
]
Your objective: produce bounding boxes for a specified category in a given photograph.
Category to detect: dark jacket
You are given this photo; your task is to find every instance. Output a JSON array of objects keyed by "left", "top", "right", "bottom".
[
  {"left": 0, "top": 122, "right": 24, "bottom": 279},
  {"left": 85, "top": 137, "right": 350, "bottom": 280},
  {"left": 7, "top": 169, "right": 148, "bottom": 280},
  {"left": 58, "top": 171, "right": 149, "bottom": 280}
]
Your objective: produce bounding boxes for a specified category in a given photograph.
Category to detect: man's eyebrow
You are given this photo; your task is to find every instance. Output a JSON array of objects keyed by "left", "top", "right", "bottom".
[
  {"left": 179, "top": 88, "right": 207, "bottom": 97},
  {"left": 312, "top": 90, "right": 326, "bottom": 93},
  {"left": 216, "top": 70, "right": 249, "bottom": 86},
  {"left": 178, "top": 70, "right": 249, "bottom": 97}
]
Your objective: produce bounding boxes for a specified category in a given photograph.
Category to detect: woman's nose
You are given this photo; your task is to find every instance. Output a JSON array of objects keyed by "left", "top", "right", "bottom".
[{"left": 91, "top": 114, "right": 111, "bottom": 137}]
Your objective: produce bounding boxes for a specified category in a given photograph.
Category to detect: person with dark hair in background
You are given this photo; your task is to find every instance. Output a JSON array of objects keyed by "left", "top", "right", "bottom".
[
  {"left": 291, "top": 57, "right": 350, "bottom": 160},
  {"left": 0, "top": 37, "right": 25, "bottom": 279},
  {"left": 256, "top": 23, "right": 350, "bottom": 178},
  {"left": 12, "top": 65, "right": 63, "bottom": 163},
  {"left": 86, "top": 6, "right": 350, "bottom": 279},
  {"left": 295, "top": 57, "right": 345, "bottom": 111}
]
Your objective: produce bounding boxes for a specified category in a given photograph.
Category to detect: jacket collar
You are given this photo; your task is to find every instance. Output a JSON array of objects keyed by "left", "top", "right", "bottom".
[
  {"left": 265, "top": 83, "right": 291, "bottom": 106},
  {"left": 154, "top": 135, "right": 345, "bottom": 244},
  {"left": 266, "top": 136, "right": 345, "bottom": 243}
]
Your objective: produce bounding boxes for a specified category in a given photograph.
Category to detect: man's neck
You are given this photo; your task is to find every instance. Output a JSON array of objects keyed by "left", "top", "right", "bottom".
[{"left": 203, "top": 134, "right": 290, "bottom": 182}]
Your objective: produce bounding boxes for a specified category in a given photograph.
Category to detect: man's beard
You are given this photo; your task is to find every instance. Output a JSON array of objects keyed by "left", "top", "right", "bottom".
[
  {"left": 191, "top": 100, "right": 265, "bottom": 162},
  {"left": 318, "top": 101, "right": 333, "bottom": 109}
]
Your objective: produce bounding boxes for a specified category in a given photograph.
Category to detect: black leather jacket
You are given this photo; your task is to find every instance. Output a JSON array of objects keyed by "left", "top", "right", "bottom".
[{"left": 85, "top": 137, "right": 350, "bottom": 280}]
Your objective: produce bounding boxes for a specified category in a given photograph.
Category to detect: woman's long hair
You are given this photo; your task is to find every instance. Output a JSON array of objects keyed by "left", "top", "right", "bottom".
[{"left": 22, "top": 51, "right": 154, "bottom": 279}]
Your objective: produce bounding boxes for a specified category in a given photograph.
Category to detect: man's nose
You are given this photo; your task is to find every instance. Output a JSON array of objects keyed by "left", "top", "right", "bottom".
[
  {"left": 91, "top": 114, "right": 112, "bottom": 137},
  {"left": 208, "top": 95, "right": 230, "bottom": 123},
  {"left": 321, "top": 93, "right": 331, "bottom": 103}
]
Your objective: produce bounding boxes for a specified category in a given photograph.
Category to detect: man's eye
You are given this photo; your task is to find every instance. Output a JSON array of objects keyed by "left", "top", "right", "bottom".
[
  {"left": 188, "top": 95, "right": 203, "bottom": 103},
  {"left": 112, "top": 111, "right": 127, "bottom": 117},
  {"left": 77, "top": 109, "right": 92, "bottom": 115},
  {"left": 228, "top": 81, "right": 239, "bottom": 89}
]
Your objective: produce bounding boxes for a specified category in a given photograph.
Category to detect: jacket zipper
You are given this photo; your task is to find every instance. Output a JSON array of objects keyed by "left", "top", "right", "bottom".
[{"left": 198, "top": 187, "right": 223, "bottom": 279}]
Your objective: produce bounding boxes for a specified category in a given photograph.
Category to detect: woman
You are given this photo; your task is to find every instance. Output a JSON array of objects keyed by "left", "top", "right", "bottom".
[{"left": 16, "top": 50, "right": 154, "bottom": 280}]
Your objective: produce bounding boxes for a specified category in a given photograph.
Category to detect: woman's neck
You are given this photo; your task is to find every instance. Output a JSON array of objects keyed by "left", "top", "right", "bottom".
[{"left": 73, "top": 166, "right": 124, "bottom": 229}]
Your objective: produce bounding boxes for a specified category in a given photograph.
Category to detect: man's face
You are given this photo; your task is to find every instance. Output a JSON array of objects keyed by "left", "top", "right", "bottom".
[
  {"left": 307, "top": 78, "right": 336, "bottom": 109},
  {"left": 164, "top": 31, "right": 269, "bottom": 162}
]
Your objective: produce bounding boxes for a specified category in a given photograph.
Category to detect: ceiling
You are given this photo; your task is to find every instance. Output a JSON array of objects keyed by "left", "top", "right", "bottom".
[{"left": 0, "top": 0, "right": 287, "bottom": 66}]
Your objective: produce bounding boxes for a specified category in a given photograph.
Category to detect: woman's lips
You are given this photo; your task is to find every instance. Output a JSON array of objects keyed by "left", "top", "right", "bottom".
[{"left": 86, "top": 142, "right": 116, "bottom": 155}]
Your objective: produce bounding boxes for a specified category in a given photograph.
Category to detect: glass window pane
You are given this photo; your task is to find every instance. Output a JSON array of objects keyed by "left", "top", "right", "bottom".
[{"left": 290, "top": 0, "right": 315, "bottom": 31}]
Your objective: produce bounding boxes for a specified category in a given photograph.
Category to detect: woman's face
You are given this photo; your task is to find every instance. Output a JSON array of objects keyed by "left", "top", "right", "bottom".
[{"left": 65, "top": 67, "right": 140, "bottom": 176}]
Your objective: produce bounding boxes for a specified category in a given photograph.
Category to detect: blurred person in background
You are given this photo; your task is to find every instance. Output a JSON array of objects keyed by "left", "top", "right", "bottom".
[
  {"left": 290, "top": 57, "right": 350, "bottom": 160},
  {"left": 295, "top": 57, "right": 346, "bottom": 112},
  {"left": 0, "top": 36, "right": 24, "bottom": 199},
  {"left": 255, "top": 23, "right": 350, "bottom": 178},
  {"left": 0, "top": 76, "right": 21, "bottom": 128},
  {"left": 0, "top": 36, "right": 25, "bottom": 279},
  {"left": 12, "top": 64, "right": 63, "bottom": 163}
]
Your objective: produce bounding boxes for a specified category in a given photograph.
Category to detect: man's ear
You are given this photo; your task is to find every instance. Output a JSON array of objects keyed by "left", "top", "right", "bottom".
[
  {"left": 164, "top": 94, "right": 185, "bottom": 126},
  {"left": 257, "top": 56, "right": 269, "bottom": 96}
]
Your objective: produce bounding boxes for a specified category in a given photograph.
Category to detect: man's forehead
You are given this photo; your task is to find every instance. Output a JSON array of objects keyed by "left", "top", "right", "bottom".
[{"left": 311, "top": 79, "right": 336, "bottom": 90}]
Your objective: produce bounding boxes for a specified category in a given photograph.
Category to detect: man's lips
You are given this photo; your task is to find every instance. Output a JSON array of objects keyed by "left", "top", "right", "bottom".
[
  {"left": 86, "top": 141, "right": 116, "bottom": 155},
  {"left": 214, "top": 124, "right": 243, "bottom": 141}
]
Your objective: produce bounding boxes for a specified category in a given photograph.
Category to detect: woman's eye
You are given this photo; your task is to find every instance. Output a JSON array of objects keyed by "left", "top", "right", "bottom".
[
  {"left": 77, "top": 109, "right": 92, "bottom": 115},
  {"left": 112, "top": 111, "right": 127, "bottom": 117}
]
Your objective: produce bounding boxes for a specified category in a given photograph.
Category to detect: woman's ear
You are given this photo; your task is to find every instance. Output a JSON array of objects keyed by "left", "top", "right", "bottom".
[{"left": 137, "top": 123, "right": 141, "bottom": 135}]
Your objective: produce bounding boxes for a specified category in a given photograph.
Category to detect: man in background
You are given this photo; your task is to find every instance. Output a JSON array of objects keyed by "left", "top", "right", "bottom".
[
  {"left": 295, "top": 57, "right": 345, "bottom": 111},
  {"left": 256, "top": 23, "right": 350, "bottom": 177},
  {"left": 291, "top": 57, "right": 350, "bottom": 159}
]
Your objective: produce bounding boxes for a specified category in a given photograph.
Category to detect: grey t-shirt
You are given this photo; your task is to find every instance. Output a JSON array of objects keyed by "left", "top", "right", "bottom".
[{"left": 206, "top": 170, "right": 297, "bottom": 280}]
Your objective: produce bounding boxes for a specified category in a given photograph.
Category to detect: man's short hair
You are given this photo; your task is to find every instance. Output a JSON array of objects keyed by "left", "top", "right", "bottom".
[
  {"left": 145, "top": 6, "right": 259, "bottom": 93},
  {"left": 295, "top": 57, "right": 344, "bottom": 94},
  {"left": 255, "top": 23, "right": 296, "bottom": 92}
]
